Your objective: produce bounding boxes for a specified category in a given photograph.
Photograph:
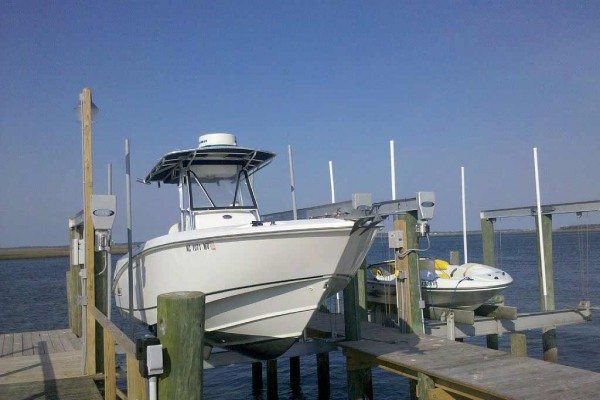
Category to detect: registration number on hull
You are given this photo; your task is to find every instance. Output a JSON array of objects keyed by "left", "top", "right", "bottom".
[{"left": 186, "top": 241, "right": 216, "bottom": 252}]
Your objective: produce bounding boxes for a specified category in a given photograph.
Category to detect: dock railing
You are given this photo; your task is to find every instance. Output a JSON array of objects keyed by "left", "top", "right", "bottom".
[
  {"left": 92, "top": 307, "right": 147, "bottom": 400},
  {"left": 68, "top": 213, "right": 147, "bottom": 400}
]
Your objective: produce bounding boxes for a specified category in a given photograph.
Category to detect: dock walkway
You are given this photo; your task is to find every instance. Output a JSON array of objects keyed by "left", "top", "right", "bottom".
[
  {"left": 0, "top": 329, "right": 102, "bottom": 400},
  {"left": 308, "top": 312, "right": 600, "bottom": 400}
]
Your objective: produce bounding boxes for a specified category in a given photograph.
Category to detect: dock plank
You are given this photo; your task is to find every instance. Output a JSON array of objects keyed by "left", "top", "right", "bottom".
[
  {"left": 0, "top": 350, "right": 82, "bottom": 385},
  {"left": 12, "top": 333, "right": 23, "bottom": 357},
  {"left": 21, "top": 332, "right": 34, "bottom": 356},
  {"left": 1, "top": 334, "right": 13, "bottom": 358},
  {"left": 340, "top": 339, "right": 600, "bottom": 400},
  {"left": 308, "top": 312, "right": 600, "bottom": 400},
  {"left": 48, "top": 331, "right": 66, "bottom": 353},
  {"left": 0, "top": 376, "right": 102, "bottom": 400},
  {"left": 31, "top": 332, "right": 45, "bottom": 355}
]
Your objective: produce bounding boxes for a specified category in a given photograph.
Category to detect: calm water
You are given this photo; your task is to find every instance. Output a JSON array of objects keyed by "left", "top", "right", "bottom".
[{"left": 1, "top": 231, "right": 599, "bottom": 399}]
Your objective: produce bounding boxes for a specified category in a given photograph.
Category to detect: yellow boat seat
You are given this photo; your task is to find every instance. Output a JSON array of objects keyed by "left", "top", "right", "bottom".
[{"left": 435, "top": 259, "right": 449, "bottom": 270}]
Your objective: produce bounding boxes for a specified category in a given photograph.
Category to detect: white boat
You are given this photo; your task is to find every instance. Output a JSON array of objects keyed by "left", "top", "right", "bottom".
[
  {"left": 367, "top": 258, "right": 513, "bottom": 310},
  {"left": 113, "top": 133, "right": 380, "bottom": 359}
]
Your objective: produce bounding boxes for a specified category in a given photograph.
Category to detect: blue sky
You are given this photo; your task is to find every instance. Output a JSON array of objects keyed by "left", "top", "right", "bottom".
[{"left": 1, "top": 1, "right": 599, "bottom": 247}]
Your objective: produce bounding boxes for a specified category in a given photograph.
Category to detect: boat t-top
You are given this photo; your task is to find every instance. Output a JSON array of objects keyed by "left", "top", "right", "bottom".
[{"left": 113, "top": 133, "right": 381, "bottom": 359}]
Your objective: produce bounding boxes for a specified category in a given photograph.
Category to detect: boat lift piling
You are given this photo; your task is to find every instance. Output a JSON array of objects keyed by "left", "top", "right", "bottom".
[{"left": 480, "top": 199, "right": 600, "bottom": 362}]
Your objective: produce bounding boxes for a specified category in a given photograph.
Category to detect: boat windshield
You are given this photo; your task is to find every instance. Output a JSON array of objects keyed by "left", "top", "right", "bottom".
[{"left": 188, "top": 165, "right": 257, "bottom": 210}]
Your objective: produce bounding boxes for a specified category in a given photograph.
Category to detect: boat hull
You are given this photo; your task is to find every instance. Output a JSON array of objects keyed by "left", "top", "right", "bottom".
[
  {"left": 367, "top": 262, "right": 513, "bottom": 311},
  {"left": 114, "top": 219, "right": 377, "bottom": 359}
]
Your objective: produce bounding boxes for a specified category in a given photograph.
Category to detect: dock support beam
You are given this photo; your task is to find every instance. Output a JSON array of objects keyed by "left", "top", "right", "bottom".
[
  {"left": 344, "top": 273, "right": 373, "bottom": 399},
  {"left": 157, "top": 291, "right": 206, "bottom": 399}
]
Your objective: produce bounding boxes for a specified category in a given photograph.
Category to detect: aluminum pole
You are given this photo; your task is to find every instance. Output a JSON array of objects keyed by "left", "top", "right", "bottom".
[
  {"left": 126, "top": 140, "right": 134, "bottom": 337},
  {"left": 328, "top": 161, "right": 336, "bottom": 203},
  {"left": 461, "top": 166, "right": 468, "bottom": 264},
  {"left": 533, "top": 147, "right": 548, "bottom": 310},
  {"left": 390, "top": 140, "right": 396, "bottom": 200},
  {"left": 107, "top": 163, "right": 113, "bottom": 320}
]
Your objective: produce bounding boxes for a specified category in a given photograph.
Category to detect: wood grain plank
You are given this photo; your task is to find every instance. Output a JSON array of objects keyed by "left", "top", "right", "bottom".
[
  {"left": 31, "top": 332, "right": 45, "bottom": 355},
  {"left": 12, "top": 332, "right": 23, "bottom": 357},
  {"left": 39, "top": 332, "right": 54, "bottom": 353},
  {"left": 1, "top": 334, "right": 14, "bottom": 357},
  {"left": 21, "top": 332, "right": 34, "bottom": 356},
  {"left": 48, "top": 331, "right": 66, "bottom": 353},
  {"left": 0, "top": 376, "right": 102, "bottom": 400}
]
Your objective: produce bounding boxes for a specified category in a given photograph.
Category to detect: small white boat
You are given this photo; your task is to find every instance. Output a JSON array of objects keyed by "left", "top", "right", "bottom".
[
  {"left": 367, "top": 258, "right": 513, "bottom": 310},
  {"left": 113, "top": 133, "right": 380, "bottom": 359}
]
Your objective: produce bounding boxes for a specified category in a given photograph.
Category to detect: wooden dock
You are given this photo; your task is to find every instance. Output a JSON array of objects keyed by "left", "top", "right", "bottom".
[
  {"left": 308, "top": 312, "right": 600, "bottom": 400},
  {"left": 0, "top": 329, "right": 102, "bottom": 400}
]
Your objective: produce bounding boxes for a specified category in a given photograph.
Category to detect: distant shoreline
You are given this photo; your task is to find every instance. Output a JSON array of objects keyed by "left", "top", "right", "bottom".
[
  {"left": 0, "top": 245, "right": 129, "bottom": 260},
  {"left": 2, "top": 226, "right": 598, "bottom": 260}
]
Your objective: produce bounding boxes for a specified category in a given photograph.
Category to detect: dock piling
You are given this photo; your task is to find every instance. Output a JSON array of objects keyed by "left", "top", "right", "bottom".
[
  {"left": 290, "top": 356, "right": 300, "bottom": 391},
  {"left": 267, "top": 359, "right": 278, "bottom": 399},
  {"left": 157, "top": 291, "right": 206, "bottom": 399},
  {"left": 343, "top": 272, "right": 373, "bottom": 399},
  {"left": 316, "top": 352, "right": 330, "bottom": 399},
  {"left": 252, "top": 361, "right": 263, "bottom": 395}
]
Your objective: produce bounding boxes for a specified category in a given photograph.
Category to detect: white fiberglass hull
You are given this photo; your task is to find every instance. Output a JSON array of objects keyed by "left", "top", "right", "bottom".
[{"left": 114, "top": 218, "right": 378, "bottom": 359}]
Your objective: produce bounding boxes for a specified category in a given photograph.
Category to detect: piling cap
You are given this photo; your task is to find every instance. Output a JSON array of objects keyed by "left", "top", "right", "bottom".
[{"left": 198, "top": 133, "right": 237, "bottom": 148}]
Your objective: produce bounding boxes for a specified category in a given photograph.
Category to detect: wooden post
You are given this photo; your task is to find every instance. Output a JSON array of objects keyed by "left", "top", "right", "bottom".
[
  {"left": 486, "top": 334, "right": 499, "bottom": 351},
  {"left": 344, "top": 273, "right": 373, "bottom": 399},
  {"left": 481, "top": 217, "right": 499, "bottom": 350},
  {"left": 67, "top": 224, "right": 82, "bottom": 337},
  {"left": 316, "top": 352, "right": 330, "bottom": 399},
  {"left": 511, "top": 333, "right": 528, "bottom": 357},
  {"left": 267, "top": 359, "right": 278, "bottom": 400},
  {"left": 535, "top": 213, "right": 555, "bottom": 311},
  {"left": 289, "top": 356, "right": 300, "bottom": 391},
  {"left": 357, "top": 263, "right": 368, "bottom": 321},
  {"left": 103, "top": 330, "right": 116, "bottom": 400},
  {"left": 95, "top": 250, "right": 107, "bottom": 373},
  {"left": 67, "top": 230, "right": 83, "bottom": 338},
  {"left": 417, "top": 372, "right": 435, "bottom": 399},
  {"left": 126, "top": 353, "right": 147, "bottom": 400},
  {"left": 535, "top": 213, "right": 557, "bottom": 363},
  {"left": 157, "top": 291, "right": 206, "bottom": 399},
  {"left": 481, "top": 217, "right": 496, "bottom": 267},
  {"left": 81, "top": 87, "right": 96, "bottom": 375},
  {"left": 395, "top": 213, "right": 423, "bottom": 334},
  {"left": 252, "top": 361, "right": 263, "bottom": 395},
  {"left": 543, "top": 327, "right": 558, "bottom": 363},
  {"left": 449, "top": 250, "right": 460, "bottom": 266}
]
